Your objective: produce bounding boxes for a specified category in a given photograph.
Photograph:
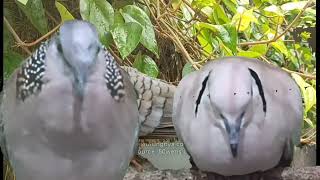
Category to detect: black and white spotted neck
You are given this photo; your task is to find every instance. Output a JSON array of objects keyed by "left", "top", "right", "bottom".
[
  {"left": 16, "top": 41, "right": 49, "bottom": 101},
  {"left": 102, "top": 46, "right": 125, "bottom": 101}
]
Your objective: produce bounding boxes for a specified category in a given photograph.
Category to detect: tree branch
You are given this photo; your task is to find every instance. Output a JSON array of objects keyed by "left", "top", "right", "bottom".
[
  {"left": 16, "top": 22, "right": 62, "bottom": 47},
  {"left": 239, "top": 0, "right": 313, "bottom": 46},
  {"left": 4, "top": 16, "right": 31, "bottom": 55}
]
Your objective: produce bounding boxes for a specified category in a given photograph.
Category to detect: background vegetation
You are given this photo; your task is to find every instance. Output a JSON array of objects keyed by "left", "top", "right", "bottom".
[{"left": 3, "top": 0, "right": 317, "bottom": 179}]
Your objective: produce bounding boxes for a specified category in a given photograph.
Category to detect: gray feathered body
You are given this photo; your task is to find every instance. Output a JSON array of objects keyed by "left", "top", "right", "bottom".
[
  {"left": 173, "top": 57, "right": 303, "bottom": 176},
  {"left": 1, "top": 21, "right": 139, "bottom": 180}
]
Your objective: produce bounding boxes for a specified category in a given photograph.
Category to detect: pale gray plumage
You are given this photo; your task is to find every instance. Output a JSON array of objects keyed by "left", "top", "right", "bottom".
[
  {"left": 173, "top": 57, "right": 303, "bottom": 177},
  {"left": 122, "top": 66, "right": 176, "bottom": 136},
  {"left": 0, "top": 20, "right": 139, "bottom": 180}
]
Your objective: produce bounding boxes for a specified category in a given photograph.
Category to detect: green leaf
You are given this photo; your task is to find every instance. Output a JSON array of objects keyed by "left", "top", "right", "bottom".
[
  {"left": 4, "top": 52, "right": 24, "bottom": 79},
  {"left": 268, "top": 50, "right": 284, "bottom": 65},
  {"left": 298, "top": 46, "right": 313, "bottom": 64},
  {"left": 132, "top": 52, "right": 144, "bottom": 70},
  {"left": 121, "top": 5, "right": 159, "bottom": 58},
  {"left": 211, "top": 3, "right": 230, "bottom": 24},
  {"left": 16, "top": 0, "right": 48, "bottom": 35},
  {"left": 182, "top": 62, "right": 196, "bottom": 77},
  {"left": 201, "top": 6, "right": 213, "bottom": 21},
  {"left": 111, "top": 22, "right": 143, "bottom": 59},
  {"left": 55, "top": 1, "right": 74, "bottom": 22},
  {"left": 239, "top": 0, "right": 249, "bottom": 5},
  {"left": 80, "top": 0, "right": 114, "bottom": 46},
  {"left": 133, "top": 53, "right": 159, "bottom": 78},
  {"left": 232, "top": 8, "right": 258, "bottom": 32},
  {"left": 249, "top": 44, "right": 268, "bottom": 55},
  {"left": 304, "top": 117, "right": 314, "bottom": 128},
  {"left": 300, "top": 31, "right": 311, "bottom": 41},
  {"left": 304, "top": 86, "right": 316, "bottom": 113},
  {"left": 253, "top": 0, "right": 262, "bottom": 7},
  {"left": 263, "top": 5, "right": 284, "bottom": 25},
  {"left": 191, "top": 0, "right": 214, "bottom": 9},
  {"left": 223, "top": 23, "right": 238, "bottom": 53},
  {"left": 281, "top": 1, "right": 308, "bottom": 12},
  {"left": 196, "top": 22, "right": 237, "bottom": 55},
  {"left": 197, "top": 32, "right": 213, "bottom": 55},
  {"left": 291, "top": 73, "right": 316, "bottom": 114},
  {"left": 238, "top": 50, "right": 261, "bottom": 58},
  {"left": 271, "top": 41, "right": 289, "bottom": 57},
  {"left": 113, "top": 10, "right": 125, "bottom": 27},
  {"left": 217, "top": 37, "right": 233, "bottom": 56},
  {"left": 288, "top": 50, "right": 299, "bottom": 69},
  {"left": 172, "top": 0, "right": 182, "bottom": 9},
  {"left": 181, "top": 3, "right": 194, "bottom": 22},
  {"left": 17, "top": 0, "right": 28, "bottom": 5},
  {"left": 221, "top": 0, "right": 237, "bottom": 14},
  {"left": 112, "top": 0, "right": 134, "bottom": 9},
  {"left": 4, "top": 26, "right": 13, "bottom": 53}
]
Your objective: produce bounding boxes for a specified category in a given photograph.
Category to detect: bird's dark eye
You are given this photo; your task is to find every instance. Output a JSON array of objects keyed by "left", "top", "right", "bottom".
[
  {"left": 96, "top": 47, "right": 101, "bottom": 54},
  {"left": 57, "top": 43, "right": 63, "bottom": 53}
]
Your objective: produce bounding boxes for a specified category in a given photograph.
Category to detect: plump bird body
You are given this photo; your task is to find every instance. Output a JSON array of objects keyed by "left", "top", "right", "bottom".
[
  {"left": 173, "top": 57, "right": 302, "bottom": 176},
  {"left": 1, "top": 21, "right": 139, "bottom": 180}
]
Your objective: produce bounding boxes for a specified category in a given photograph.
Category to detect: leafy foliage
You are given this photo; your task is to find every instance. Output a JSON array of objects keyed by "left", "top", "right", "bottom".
[
  {"left": 133, "top": 52, "right": 159, "bottom": 78},
  {"left": 169, "top": 0, "right": 316, "bottom": 136},
  {"left": 16, "top": 0, "right": 48, "bottom": 35},
  {"left": 80, "top": 0, "right": 115, "bottom": 46},
  {"left": 121, "top": 5, "right": 159, "bottom": 58},
  {"left": 55, "top": 1, "right": 75, "bottom": 21},
  {"left": 111, "top": 22, "right": 143, "bottom": 59}
]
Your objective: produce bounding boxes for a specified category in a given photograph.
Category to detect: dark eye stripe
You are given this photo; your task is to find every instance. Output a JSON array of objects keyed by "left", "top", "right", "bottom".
[
  {"left": 195, "top": 72, "right": 210, "bottom": 117},
  {"left": 223, "top": 117, "right": 230, "bottom": 133},
  {"left": 248, "top": 68, "right": 267, "bottom": 115}
]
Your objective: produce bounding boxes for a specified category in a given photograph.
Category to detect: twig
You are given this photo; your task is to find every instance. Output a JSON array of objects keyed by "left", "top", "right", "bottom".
[
  {"left": 16, "top": 22, "right": 62, "bottom": 47},
  {"left": 180, "top": 0, "right": 208, "bottom": 23},
  {"left": 282, "top": 68, "right": 316, "bottom": 80},
  {"left": 3, "top": 16, "right": 31, "bottom": 55},
  {"left": 239, "top": 0, "right": 313, "bottom": 46},
  {"left": 160, "top": 20, "right": 200, "bottom": 70},
  {"left": 108, "top": 47, "right": 124, "bottom": 65},
  {"left": 45, "top": 10, "right": 59, "bottom": 25},
  {"left": 157, "top": 0, "right": 160, "bottom": 17},
  {"left": 260, "top": 56, "right": 316, "bottom": 80},
  {"left": 237, "top": 14, "right": 242, "bottom": 33},
  {"left": 143, "top": 0, "right": 200, "bottom": 70}
]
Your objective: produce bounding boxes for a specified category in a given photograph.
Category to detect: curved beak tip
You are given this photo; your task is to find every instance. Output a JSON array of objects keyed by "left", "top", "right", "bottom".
[{"left": 230, "top": 144, "right": 238, "bottom": 158}]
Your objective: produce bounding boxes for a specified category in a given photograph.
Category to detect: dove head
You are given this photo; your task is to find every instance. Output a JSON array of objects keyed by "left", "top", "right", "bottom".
[
  {"left": 207, "top": 63, "right": 253, "bottom": 158},
  {"left": 58, "top": 20, "right": 102, "bottom": 96}
]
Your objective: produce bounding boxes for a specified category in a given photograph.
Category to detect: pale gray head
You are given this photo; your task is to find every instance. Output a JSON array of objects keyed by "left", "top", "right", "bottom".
[
  {"left": 58, "top": 20, "right": 101, "bottom": 96},
  {"left": 207, "top": 64, "right": 253, "bottom": 158}
]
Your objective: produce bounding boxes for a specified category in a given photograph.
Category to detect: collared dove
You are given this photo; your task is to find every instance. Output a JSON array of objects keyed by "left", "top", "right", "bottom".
[
  {"left": 0, "top": 20, "right": 140, "bottom": 180},
  {"left": 173, "top": 57, "right": 303, "bottom": 178}
]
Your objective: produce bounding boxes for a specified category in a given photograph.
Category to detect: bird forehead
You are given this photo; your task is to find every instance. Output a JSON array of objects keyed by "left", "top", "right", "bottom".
[
  {"left": 71, "top": 29, "right": 97, "bottom": 47},
  {"left": 60, "top": 21, "right": 98, "bottom": 48},
  {"left": 209, "top": 66, "right": 252, "bottom": 115},
  {"left": 210, "top": 68, "right": 251, "bottom": 96}
]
